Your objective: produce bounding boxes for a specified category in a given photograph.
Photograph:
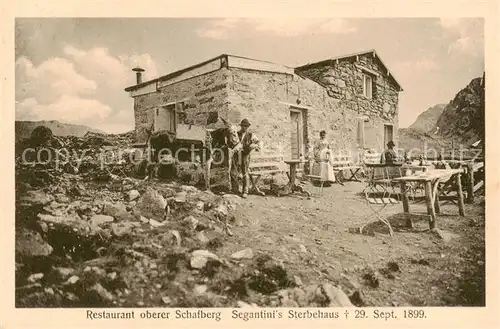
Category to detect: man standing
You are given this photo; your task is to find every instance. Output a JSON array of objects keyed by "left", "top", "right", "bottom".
[{"left": 230, "top": 119, "right": 260, "bottom": 198}]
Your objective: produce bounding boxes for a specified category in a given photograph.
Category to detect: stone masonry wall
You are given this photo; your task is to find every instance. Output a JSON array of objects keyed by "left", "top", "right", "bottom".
[
  {"left": 227, "top": 65, "right": 400, "bottom": 162},
  {"left": 133, "top": 68, "right": 230, "bottom": 143},
  {"left": 297, "top": 53, "right": 400, "bottom": 150},
  {"left": 132, "top": 54, "right": 400, "bottom": 161},
  {"left": 226, "top": 69, "right": 354, "bottom": 160}
]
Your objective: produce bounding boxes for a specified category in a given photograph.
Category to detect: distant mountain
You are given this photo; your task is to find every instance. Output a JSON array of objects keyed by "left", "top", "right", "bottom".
[
  {"left": 15, "top": 120, "right": 107, "bottom": 142},
  {"left": 409, "top": 104, "right": 447, "bottom": 132},
  {"left": 398, "top": 127, "right": 453, "bottom": 152},
  {"left": 434, "top": 75, "right": 485, "bottom": 145},
  {"left": 398, "top": 74, "right": 485, "bottom": 152}
]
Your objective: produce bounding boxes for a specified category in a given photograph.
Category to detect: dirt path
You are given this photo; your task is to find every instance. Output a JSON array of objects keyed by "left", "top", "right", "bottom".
[{"left": 221, "top": 181, "right": 485, "bottom": 306}]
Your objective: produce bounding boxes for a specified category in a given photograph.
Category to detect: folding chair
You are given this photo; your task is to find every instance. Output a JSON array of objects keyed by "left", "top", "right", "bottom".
[
  {"left": 305, "top": 160, "right": 328, "bottom": 196},
  {"left": 433, "top": 172, "right": 457, "bottom": 206},
  {"left": 358, "top": 166, "right": 401, "bottom": 236},
  {"left": 362, "top": 166, "right": 402, "bottom": 203}
]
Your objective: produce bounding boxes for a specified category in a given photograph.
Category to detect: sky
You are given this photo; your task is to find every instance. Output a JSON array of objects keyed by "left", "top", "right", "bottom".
[{"left": 15, "top": 18, "right": 484, "bottom": 133}]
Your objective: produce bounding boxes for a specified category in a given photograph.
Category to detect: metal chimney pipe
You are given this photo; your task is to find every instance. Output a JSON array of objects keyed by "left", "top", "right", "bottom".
[{"left": 132, "top": 67, "right": 145, "bottom": 84}]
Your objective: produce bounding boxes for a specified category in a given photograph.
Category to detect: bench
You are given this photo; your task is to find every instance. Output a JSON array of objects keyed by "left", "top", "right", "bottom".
[
  {"left": 362, "top": 151, "right": 382, "bottom": 165},
  {"left": 329, "top": 154, "right": 363, "bottom": 183},
  {"left": 248, "top": 154, "right": 287, "bottom": 196}
]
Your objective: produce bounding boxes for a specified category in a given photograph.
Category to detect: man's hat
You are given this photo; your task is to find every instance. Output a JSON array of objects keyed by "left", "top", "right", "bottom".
[
  {"left": 240, "top": 118, "right": 251, "bottom": 127},
  {"left": 387, "top": 140, "right": 395, "bottom": 147}
]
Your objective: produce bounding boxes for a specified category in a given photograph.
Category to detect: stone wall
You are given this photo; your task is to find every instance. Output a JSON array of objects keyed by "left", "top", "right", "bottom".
[
  {"left": 296, "top": 53, "right": 400, "bottom": 150},
  {"left": 133, "top": 69, "right": 230, "bottom": 143},
  {"left": 131, "top": 53, "right": 401, "bottom": 160},
  {"left": 226, "top": 65, "right": 399, "bottom": 162}
]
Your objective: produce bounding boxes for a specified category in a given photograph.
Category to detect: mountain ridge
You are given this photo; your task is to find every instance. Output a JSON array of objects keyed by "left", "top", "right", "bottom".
[
  {"left": 408, "top": 103, "right": 447, "bottom": 132},
  {"left": 398, "top": 74, "right": 484, "bottom": 152},
  {"left": 15, "top": 120, "right": 108, "bottom": 142}
]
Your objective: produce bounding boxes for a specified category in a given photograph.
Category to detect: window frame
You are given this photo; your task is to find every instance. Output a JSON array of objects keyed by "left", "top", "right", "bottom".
[
  {"left": 153, "top": 100, "right": 186, "bottom": 133},
  {"left": 362, "top": 73, "right": 373, "bottom": 99}
]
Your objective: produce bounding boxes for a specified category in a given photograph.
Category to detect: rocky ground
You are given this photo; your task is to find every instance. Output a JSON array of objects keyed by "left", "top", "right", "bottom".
[{"left": 14, "top": 128, "right": 485, "bottom": 308}]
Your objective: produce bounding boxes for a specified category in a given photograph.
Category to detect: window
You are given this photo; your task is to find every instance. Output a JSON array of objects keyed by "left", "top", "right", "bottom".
[
  {"left": 175, "top": 101, "right": 185, "bottom": 125},
  {"left": 362, "top": 73, "right": 373, "bottom": 99}
]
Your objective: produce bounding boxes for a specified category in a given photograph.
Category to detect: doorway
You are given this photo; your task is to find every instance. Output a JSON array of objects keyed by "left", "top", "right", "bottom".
[
  {"left": 154, "top": 103, "right": 176, "bottom": 132},
  {"left": 383, "top": 124, "right": 394, "bottom": 148},
  {"left": 290, "top": 108, "right": 306, "bottom": 160}
]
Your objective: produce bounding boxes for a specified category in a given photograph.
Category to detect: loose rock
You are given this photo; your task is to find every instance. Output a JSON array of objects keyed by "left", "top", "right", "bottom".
[
  {"left": 54, "top": 267, "right": 74, "bottom": 279},
  {"left": 135, "top": 188, "right": 168, "bottom": 221},
  {"left": 196, "top": 231, "right": 209, "bottom": 244},
  {"left": 89, "top": 214, "right": 114, "bottom": 227},
  {"left": 19, "top": 190, "right": 54, "bottom": 207},
  {"left": 16, "top": 229, "right": 53, "bottom": 257},
  {"left": 89, "top": 283, "right": 114, "bottom": 302},
  {"left": 127, "top": 190, "right": 140, "bottom": 202},
  {"left": 65, "top": 275, "right": 80, "bottom": 285},
  {"left": 190, "top": 250, "right": 220, "bottom": 269},
  {"left": 350, "top": 290, "right": 365, "bottom": 306},
  {"left": 231, "top": 248, "right": 254, "bottom": 260},
  {"left": 103, "top": 202, "right": 127, "bottom": 217},
  {"left": 293, "top": 275, "right": 303, "bottom": 287},
  {"left": 27, "top": 273, "right": 44, "bottom": 283},
  {"left": 162, "top": 296, "right": 172, "bottom": 305},
  {"left": 362, "top": 266, "right": 381, "bottom": 288},
  {"left": 298, "top": 244, "right": 308, "bottom": 253},
  {"left": 320, "top": 283, "right": 353, "bottom": 307},
  {"left": 183, "top": 216, "right": 199, "bottom": 230},
  {"left": 169, "top": 230, "right": 182, "bottom": 247},
  {"left": 431, "top": 228, "right": 459, "bottom": 243},
  {"left": 194, "top": 284, "right": 208, "bottom": 294}
]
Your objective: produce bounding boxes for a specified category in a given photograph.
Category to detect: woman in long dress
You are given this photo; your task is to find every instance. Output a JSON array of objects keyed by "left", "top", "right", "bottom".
[{"left": 311, "top": 131, "right": 336, "bottom": 183}]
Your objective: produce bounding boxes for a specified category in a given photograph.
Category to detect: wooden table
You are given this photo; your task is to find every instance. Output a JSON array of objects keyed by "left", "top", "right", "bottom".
[
  {"left": 284, "top": 159, "right": 311, "bottom": 197},
  {"left": 392, "top": 169, "right": 465, "bottom": 229},
  {"left": 401, "top": 164, "right": 434, "bottom": 173}
]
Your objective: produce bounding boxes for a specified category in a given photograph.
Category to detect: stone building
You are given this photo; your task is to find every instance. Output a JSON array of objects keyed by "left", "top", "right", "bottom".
[{"left": 124, "top": 49, "right": 403, "bottom": 162}]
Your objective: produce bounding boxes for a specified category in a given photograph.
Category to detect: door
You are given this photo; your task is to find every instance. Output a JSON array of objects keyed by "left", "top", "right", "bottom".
[
  {"left": 384, "top": 124, "right": 394, "bottom": 147},
  {"left": 154, "top": 103, "right": 176, "bottom": 132},
  {"left": 290, "top": 109, "right": 304, "bottom": 159}
]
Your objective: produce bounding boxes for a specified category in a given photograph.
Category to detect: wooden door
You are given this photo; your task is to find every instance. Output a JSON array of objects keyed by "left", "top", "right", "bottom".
[
  {"left": 154, "top": 103, "right": 176, "bottom": 132},
  {"left": 290, "top": 111, "right": 301, "bottom": 159}
]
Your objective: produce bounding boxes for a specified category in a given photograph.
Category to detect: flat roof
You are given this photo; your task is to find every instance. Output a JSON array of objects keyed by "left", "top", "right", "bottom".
[{"left": 124, "top": 54, "right": 294, "bottom": 92}]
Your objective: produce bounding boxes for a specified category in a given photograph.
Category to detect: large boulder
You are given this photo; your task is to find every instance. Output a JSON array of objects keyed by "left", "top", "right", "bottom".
[
  {"left": 16, "top": 228, "right": 53, "bottom": 257},
  {"left": 134, "top": 188, "right": 168, "bottom": 221},
  {"left": 30, "top": 126, "right": 54, "bottom": 147}
]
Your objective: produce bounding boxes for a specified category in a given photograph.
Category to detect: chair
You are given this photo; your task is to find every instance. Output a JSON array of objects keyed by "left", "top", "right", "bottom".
[
  {"left": 362, "top": 165, "right": 402, "bottom": 203},
  {"left": 358, "top": 165, "right": 403, "bottom": 237},
  {"left": 305, "top": 159, "right": 329, "bottom": 196}
]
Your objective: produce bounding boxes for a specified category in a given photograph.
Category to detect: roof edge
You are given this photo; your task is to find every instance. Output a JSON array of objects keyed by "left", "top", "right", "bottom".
[
  {"left": 124, "top": 54, "right": 228, "bottom": 92},
  {"left": 295, "top": 49, "right": 403, "bottom": 92}
]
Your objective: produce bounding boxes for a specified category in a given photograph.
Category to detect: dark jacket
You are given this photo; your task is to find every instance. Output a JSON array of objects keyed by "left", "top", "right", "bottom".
[
  {"left": 380, "top": 148, "right": 397, "bottom": 165},
  {"left": 238, "top": 131, "right": 257, "bottom": 155}
]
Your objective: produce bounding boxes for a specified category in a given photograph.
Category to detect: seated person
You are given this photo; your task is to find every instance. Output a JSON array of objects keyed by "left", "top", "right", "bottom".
[{"left": 380, "top": 140, "right": 399, "bottom": 165}]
